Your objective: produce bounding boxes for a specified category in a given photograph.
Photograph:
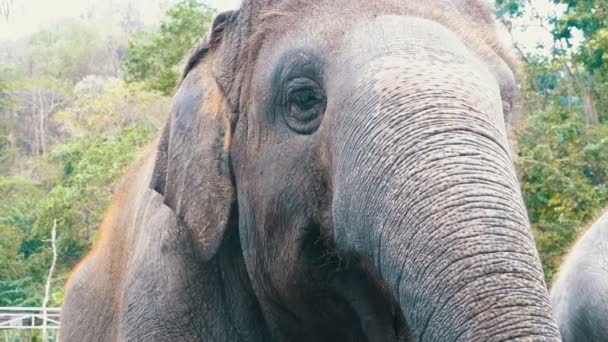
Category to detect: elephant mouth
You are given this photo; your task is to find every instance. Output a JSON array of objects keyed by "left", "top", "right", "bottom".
[
  {"left": 298, "top": 227, "right": 406, "bottom": 341},
  {"left": 334, "top": 256, "right": 410, "bottom": 341}
]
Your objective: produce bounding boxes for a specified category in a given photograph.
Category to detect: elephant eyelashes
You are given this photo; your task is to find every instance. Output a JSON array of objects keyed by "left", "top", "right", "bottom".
[{"left": 283, "top": 77, "right": 326, "bottom": 134}]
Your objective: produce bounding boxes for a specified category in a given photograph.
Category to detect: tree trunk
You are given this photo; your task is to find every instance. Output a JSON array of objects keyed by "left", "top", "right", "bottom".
[
  {"left": 38, "top": 88, "right": 46, "bottom": 155},
  {"left": 0, "top": 0, "right": 12, "bottom": 21},
  {"left": 582, "top": 85, "right": 598, "bottom": 125},
  {"left": 42, "top": 220, "right": 58, "bottom": 342},
  {"left": 562, "top": 62, "right": 598, "bottom": 125}
]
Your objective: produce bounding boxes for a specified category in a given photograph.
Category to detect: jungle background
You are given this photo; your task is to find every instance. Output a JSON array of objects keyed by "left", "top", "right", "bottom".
[{"left": 0, "top": 0, "right": 606, "bottom": 322}]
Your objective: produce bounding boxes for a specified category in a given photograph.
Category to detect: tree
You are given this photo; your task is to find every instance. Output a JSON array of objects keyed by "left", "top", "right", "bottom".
[
  {"left": 551, "top": 0, "right": 608, "bottom": 125},
  {"left": 495, "top": 0, "right": 608, "bottom": 283},
  {"left": 0, "top": 0, "right": 12, "bottom": 21},
  {"left": 517, "top": 89, "right": 608, "bottom": 281},
  {"left": 123, "top": 0, "right": 215, "bottom": 95},
  {"left": 0, "top": 72, "right": 15, "bottom": 171},
  {"left": 25, "top": 21, "right": 123, "bottom": 82},
  {"left": 7, "top": 77, "right": 72, "bottom": 156},
  {"left": 42, "top": 220, "right": 57, "bottom": 342},
  {"left": 0, "top": 1, "right": 172, "bottom": 332}
]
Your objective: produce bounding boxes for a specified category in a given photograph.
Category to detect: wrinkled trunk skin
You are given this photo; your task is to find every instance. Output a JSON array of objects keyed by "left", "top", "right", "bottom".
[{"left": 327, "top": 16, "right": 560, "bottom": 341}]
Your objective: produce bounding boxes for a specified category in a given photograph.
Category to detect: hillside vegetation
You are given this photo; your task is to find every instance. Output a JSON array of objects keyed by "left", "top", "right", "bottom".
[
  {"left": 0, "top": 0, "right": 606, "bottom": 313},
  {"left": 498, "top": 0, "right": 608, "bottom": 281},
  {"left": 0, "top": 0, "right": 214, "bottom": 307}
]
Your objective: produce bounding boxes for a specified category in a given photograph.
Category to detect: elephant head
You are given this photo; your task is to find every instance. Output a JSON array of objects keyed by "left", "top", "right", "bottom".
[
  {"left": 550, "top": 210, "right": 608, "bottom": 342},
  {"left": 151, "top": 0, "right": 560, "bottom": 340}
]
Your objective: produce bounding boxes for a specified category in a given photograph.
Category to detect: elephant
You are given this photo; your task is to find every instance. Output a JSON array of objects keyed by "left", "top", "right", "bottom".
[
  {"left": 550, "top": 210, "right": 608, "bottom": 342},
  {"left": 60, "top": 0, "right": 561, "bottom": 341}
]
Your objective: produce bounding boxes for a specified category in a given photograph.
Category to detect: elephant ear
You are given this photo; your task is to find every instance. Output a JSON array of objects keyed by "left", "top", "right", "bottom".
[{"left": 151, "top": 11, "right": 236, "bottom": 261}]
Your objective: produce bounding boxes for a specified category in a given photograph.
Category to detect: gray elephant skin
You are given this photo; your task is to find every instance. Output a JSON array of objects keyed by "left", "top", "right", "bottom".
[
  {"left": 59, "top": 0, "right": 560, "bottom": 341},
  {"left": 551, "top": 211, "right": 608, "bottom": 342}
]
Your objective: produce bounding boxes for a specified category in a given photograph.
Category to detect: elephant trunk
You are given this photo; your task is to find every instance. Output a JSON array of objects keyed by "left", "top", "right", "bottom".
[{"left": 328, "top": 17, "right": 560, "bottom": 340}]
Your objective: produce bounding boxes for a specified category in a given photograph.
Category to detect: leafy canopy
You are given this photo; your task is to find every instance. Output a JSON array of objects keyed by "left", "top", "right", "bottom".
[{"left": 123, "top": 0, "right": 215, "bottom": 95}]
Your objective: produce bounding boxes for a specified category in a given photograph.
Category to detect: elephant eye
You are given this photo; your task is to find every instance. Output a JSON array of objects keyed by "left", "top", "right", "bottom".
[{"left": 284, "top": 77, "right": 326, "bottom": 134}]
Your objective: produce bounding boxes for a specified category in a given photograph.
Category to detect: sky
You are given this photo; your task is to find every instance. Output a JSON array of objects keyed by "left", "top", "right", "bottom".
[
  {"left": 0, "top": 0, "right": 241, "bottom": 39},
  {"left": 0, "top": 0, "right": 574, "bottom": 55}
]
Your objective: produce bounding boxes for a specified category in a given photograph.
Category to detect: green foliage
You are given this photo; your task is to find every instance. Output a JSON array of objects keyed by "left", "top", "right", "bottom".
[
  {"left": 0, "top": 127, "right": 159, "bottom": 306},
  {"left": 0, "top": 71, "right": 9, "bottom": 108},
  {"left": 550, "top": 0, "right": 608, "bottom": 123},
  {"left": 0, "top": 0, "right": 173, "bottom": 307},
  {"left": 515, "top": 57, "right": 608, "bottom": 283},
  {"left": 37, "top": 125, "right": 157, "bottom": 264},
  {"left": 0, "top": 70, "right": 16, "bottom": 171},
  {"left": 0, "top": 77, "right": 167, "bottom": 306},
  {"left": 496, "top": 0, "right": 525, "bottom": 18},
  {"left": 498, "top": 0, "right": 608, "bottom": 283},
  {"left": 495, "top": 0, "right": 608, "bottom": 282},
  {"left": 24, "top": 21, "right": 123, "bottom": 82},
  {"left": 123, "top": 0, "right": 215, "bottom": 95},
  {"left": 552, "top": 0, "right": 608, "bottom": 68}
]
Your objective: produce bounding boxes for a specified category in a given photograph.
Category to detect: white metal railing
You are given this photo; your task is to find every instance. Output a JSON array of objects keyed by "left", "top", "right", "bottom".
[{"left": 0, "top": 307, "right": 60, "bottom": 329}]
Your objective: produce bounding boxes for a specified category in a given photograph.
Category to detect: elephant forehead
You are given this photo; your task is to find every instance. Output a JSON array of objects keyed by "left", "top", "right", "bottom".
[
  {"left": 330, "top": 15, "right": 504, "bottom": 117},
  {"left": 369, "top": 54, "right": 501, "bottom": 112}
]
